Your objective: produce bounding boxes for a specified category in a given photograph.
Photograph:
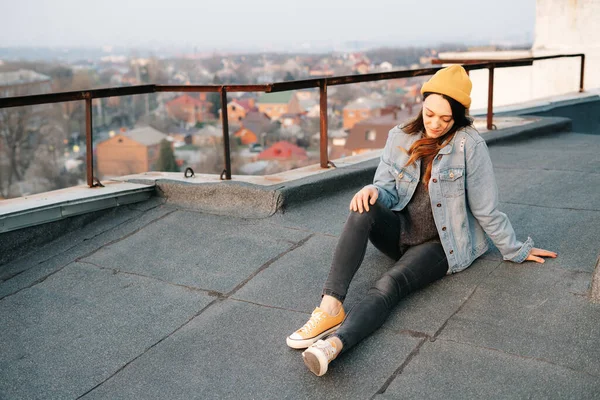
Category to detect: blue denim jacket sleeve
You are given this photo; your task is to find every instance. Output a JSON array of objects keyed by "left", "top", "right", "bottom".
[
  {"left": 373, "top": 128, "right": 399, "bottom": 209},
  {"left": 465, "top": 141, "right": 534, "bottom": 263}
]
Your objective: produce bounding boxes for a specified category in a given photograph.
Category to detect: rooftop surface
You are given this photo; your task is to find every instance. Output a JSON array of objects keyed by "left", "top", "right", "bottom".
[{"left": 1, "top": 125, "right": 599, "bottom": 398}]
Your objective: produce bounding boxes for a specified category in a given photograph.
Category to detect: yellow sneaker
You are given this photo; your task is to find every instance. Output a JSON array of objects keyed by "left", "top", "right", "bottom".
[
  {"left": 302, "top": 339, "right": 340, "bottom": 376},
  {"left": 286, "top": 307, "right": 345, "bottom": 349}
]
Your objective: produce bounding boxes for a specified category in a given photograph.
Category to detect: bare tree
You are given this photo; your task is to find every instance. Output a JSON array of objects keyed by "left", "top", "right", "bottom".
[
  {"left": 0, "top": 80, "right": 69, "bottom": 198},
  {"left": 0, "top": 105, "right": 41, "bottom": 197},
  {"left": 25, "top": 119, "right": 80, "bottom": 193},
  {"left": 202, "top": 55, "right": 224, "bottom": 75},
  {"left": 145, "top": 57, "right": 169, "bottom": 84},
  {"left": 59, "top": 71, "right": 94, "bottom": 136},
  {"left": 330, "top": 85, "right": 366, "bottom": 106}
]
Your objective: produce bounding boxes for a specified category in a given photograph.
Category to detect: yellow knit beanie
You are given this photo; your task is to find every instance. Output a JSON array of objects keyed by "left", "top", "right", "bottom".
[{"left": 421, "top": 65, "right": 472, "bottom": 109}]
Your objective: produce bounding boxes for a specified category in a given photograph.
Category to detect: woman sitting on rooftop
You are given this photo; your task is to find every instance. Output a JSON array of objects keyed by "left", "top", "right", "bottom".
[{"left": 286, "top": 65, "right": 557, "bottom": 377}]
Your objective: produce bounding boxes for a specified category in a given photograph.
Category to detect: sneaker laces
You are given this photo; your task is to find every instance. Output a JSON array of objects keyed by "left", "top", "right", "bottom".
[
  {"left": 299, "top": 310, "right": 325, "bottom": 334},
  {"left": 313, "top": 339, "right": 338, "bottom": 361}
]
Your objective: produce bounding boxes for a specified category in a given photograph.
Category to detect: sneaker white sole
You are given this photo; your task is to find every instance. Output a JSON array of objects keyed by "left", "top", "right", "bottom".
[
  {"left": 286, "top": 323, "right": 341, "bottom": 349},
  {"left": 302, "top": 347, "right": 328, "bottom": 376}
]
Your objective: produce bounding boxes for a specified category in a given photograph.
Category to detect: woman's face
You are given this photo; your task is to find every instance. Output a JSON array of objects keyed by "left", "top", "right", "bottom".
[{"left": 422, "top": 94, "right": 454, "bottom": 139}]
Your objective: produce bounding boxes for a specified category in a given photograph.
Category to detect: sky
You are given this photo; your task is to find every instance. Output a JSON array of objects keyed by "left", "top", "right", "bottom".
[{"left": 1, "top": 0, "right": 536, "bottom": 51}]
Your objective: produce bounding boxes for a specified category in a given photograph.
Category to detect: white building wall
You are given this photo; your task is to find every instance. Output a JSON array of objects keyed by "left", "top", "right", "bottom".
[
  {"left": 467, "top": 65, "right": 534, "bottom": 110},
  {"left": 438, "top": 0, "right": 597, "bottom": 111},
  {"left": 532, "top": 0, "right": 598, "bottom": 94}
]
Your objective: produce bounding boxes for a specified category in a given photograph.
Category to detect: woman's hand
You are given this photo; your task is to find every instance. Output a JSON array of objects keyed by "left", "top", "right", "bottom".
[
  {"left": 350, "top": 185, "right": 379, "bottom": 213},
  {"left": 525, "top": 247, "right": 558, "bottom": 263}
]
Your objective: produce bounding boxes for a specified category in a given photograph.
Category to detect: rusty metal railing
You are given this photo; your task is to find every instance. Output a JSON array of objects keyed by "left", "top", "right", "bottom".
[{"left": 0, "top": 53, "right": 585, "bottom": 188}]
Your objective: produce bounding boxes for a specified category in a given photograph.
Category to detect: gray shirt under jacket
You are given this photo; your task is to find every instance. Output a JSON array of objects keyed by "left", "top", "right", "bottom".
[{"left": 398, "top": 163, "right": 440, "bottom": 255}]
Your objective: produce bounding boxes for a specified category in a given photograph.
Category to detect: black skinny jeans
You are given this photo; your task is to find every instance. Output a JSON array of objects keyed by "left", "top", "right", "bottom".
[{"left": 322, "top": 201, "right": 449, "bottom": 353}]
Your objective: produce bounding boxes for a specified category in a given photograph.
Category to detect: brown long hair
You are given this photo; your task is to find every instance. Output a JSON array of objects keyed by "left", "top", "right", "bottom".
[{"left": 401, "top": 93, "right": 473, "bottom": 187}]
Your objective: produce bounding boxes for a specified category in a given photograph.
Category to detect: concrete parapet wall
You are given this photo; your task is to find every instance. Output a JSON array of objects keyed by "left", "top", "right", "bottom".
[
  {"left": 483, "top": 117, "right": 571, "bottom": 145},
  {"left": 519, "top": 96, "right": 600, "bottom": 133},
  {"left": 154, "top": 158, "right": 378, "bottom": 218},
  {"left": 155, "top": 181, "right": 283, "bottom": 218},
  {"left": 488, "top": 93, "right": 600, "bottom": 134}
]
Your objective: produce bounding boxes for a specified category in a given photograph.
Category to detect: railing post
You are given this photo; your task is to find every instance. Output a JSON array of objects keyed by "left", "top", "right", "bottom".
[
  {"left": 319, "top": 80, "right": 328, "bottom": 168},
  {"left": 85, "top": 95, "right": 94, "bottom": 187},
  {"left": 487, "top": 66, "right": 495, "bottom": 131},
  {"left": 220, "top": 87, "right": 232, "bottom": 180},
  {"left": 580, "top": 54, "right": 585, "bottom": 92}
]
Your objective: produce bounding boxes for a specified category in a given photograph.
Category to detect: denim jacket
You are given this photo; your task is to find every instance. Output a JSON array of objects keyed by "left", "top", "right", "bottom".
[{"left": 374, "top": 125, "right": 534, "bottom": 274}]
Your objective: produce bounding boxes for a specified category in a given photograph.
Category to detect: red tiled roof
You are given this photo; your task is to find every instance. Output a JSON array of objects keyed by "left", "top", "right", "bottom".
[
  {"left": 257, "top": 141, "right": 308, "bottom": 160},
  {"left": 231, "top": 99, "right": 254, "bottom": 111},
  {"left": 166, "top": 94, "right": 209, "bottom": 108}
]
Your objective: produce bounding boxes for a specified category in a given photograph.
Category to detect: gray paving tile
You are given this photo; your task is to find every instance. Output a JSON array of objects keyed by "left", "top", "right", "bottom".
[
  {"left": 466, "top": 202, "right": 598, "bottom": 271},
  {"left": 82, "top": 299, "right": 420, "bottom": 400},
  {"left": 232, "top": 234, "right": 395, "bottom": 313},
  {"left": 272, "top": 186, "right": 361, "bottom": 236},
  {"left": 0, "top": 205, "right": 143, "bottom": 279},
  {"left": 82, "top": 210, "right": 311, "bottom": 294},
  {"left": 438, "top": 263, "right": 600, "bottom": 376},
  {"left": 2, "top": 126, "right": 600, "bottom": 399},
  {"left": 0, "top": 262, "right": 212, "bottom": 400},
  {"left": 233, "top": 234, "right": 501, "bottom": 338},
  {"left": 376, "top": 339, "right": 600, "bottom": 400},
  {"left": 498, "top": 203, "right": 600, "bottom": 272},
  {"left": 0, "top": 205, "right": 176, "bottom": 299},
  {"left": 495, "top": 168, "right": 600, "bottom": 211},
  {"left": 488, "top": 131, "right": 600, "bottom": 174},
  {"left": 384, "top": 259, "right": 501, "bottom": 336}
]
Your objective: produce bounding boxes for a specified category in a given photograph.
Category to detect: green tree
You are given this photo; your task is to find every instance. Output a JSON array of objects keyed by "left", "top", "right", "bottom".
[{"left": 156, "top": 139, "right": 179, "bottom": 172}]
